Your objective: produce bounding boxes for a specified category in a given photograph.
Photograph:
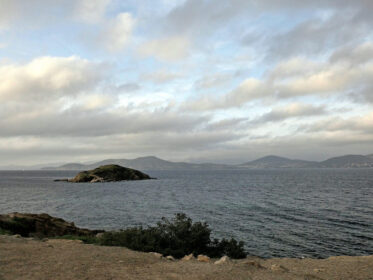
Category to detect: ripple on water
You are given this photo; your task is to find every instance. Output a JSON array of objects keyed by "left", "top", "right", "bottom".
[{"left": 0, "top": 168, "right": 372, "bottom": 258}]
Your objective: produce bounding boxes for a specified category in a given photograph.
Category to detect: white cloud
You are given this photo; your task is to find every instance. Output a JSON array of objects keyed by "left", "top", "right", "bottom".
[
  {"left": 0, "top": 56, "right": 104, "bottom": 102},
  {"left": 185, "top": 42, "right": 373, "bottom": 110},
  {"left": 100, "top": 12, "right": 136, "bottom": 52},
  {"left": 138, "top": 36, "right": 190, "bottom": 62}
]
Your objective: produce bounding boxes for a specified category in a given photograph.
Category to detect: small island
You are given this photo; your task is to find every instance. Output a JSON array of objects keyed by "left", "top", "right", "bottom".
[{"left": 55, "top": 164, "right": 152, "bottom": 183}]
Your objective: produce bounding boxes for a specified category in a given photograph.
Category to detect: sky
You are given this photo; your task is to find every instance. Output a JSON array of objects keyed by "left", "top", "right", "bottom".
[{"left": 0, "top": 0, "right": 373, "bottom": 166}]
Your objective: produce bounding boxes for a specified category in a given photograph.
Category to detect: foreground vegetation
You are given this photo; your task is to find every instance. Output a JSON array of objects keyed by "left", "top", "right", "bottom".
[
  {"left": 56, "top": 213, "right": 247, "bottom": 259},
  {"left": 0, "top": 213, "right": 246, "bottom": 259}
]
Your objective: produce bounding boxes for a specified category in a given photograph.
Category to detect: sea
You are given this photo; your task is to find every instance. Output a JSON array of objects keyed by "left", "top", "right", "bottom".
[{"left": 0, "top": 168, "right": 372, "bottom": 259}]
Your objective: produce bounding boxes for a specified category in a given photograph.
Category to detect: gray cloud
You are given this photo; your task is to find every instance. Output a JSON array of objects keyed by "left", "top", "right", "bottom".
[
  {"left": 116, "top": 83, "right": 141, "bottom": 92},
  {"left": 194, "top": 73, "right": 233, "bottom": 90},
  {"left": 252, "top": 103, "right": 327, "bottom": 123},
  {"left": 0, "top": 105, "right": 209, "bottom": 137},
  {"left": 330, "top": 43, "right": 373, "bottom": 65},
  {"left": 206, "top": 118, "right": 247, "bottom": 131},
  {"left": 185, "top": 42, "right": 373, "bottom": 111},
  {"left": 268, "top": 14, "right": 370, "bottom": 60},
  {"left": 300, "top": 113, "right": 373, "bottom": 134}
]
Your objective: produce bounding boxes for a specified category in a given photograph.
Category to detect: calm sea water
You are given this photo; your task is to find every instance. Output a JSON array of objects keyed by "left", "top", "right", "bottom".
[{"left": 0, "top": 169, "right": 372, "bottom": 258}]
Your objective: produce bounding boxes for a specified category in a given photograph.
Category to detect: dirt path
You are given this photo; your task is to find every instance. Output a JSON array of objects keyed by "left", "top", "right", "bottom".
[{"left": 1, "top": 235, "right": 372, "bottom": 280}]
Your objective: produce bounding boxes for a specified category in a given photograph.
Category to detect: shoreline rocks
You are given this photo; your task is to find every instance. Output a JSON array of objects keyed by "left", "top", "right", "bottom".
[
  {"left": 197, "top": 255, "right": 210, "bottom": 262},
  {"left": 0, "top": 213, "right": 103, "bottom": 238},
  {"left": 214, "top": 256, "right": 230, "bottom": 265},
  {"left": 181, "top": 254, "right": 195, "bottom": 261}
]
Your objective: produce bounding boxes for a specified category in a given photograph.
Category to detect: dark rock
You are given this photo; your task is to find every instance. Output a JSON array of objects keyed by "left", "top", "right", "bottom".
[
  {"left": 67, "top": 164, "right": 152, "bottom": 183},
  {"left": 0, "top": 213, "right": 103, "bottom": 238}
]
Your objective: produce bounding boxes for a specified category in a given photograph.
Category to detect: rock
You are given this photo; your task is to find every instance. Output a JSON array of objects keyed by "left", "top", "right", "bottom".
[
  {"left": 166, "top": 255, "right": 175, "bottom": 261},
  {"left": 197, "top": 255, "right": 210, "bottom": 262},
  {"left": 245, "top": 260, "right": 264, "bottom": 269},
  {"left": 181, "top": 254, "right": 195, "bottom": 261},
  {"left": 214, "top": 256, "right": 230, "bottom": 265},
  {"left": 0, "top": 213, "right": 103, "bottom": 238},
  {"left": 270, "top": 264, "right": 289, "bottom": 272},
  {"left": 67, "top": 165, "right": 152, "bottom": 183},
  {"left": 96, "top": 232, "right": 105, "bottom": 238},
  {"left": 90, "top": 177, "right": 105, "bottom": 183},
  {"left": 151, "top": 252, "right": 163, "bottom": 258}
]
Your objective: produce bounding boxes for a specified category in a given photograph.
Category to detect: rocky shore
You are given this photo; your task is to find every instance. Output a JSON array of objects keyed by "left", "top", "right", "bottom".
[
  {"left": 1, "top": 213, "right": 372, "bottom": 279},
  {"left": 0, "top": 212, "right": 103, "bottom": 238},
  {"left": 1, "top": 234, "right": 372, "bottom": 280}
]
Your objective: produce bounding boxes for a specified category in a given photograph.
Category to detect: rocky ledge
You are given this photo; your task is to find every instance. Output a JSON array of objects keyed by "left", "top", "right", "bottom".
[
  {"left": 55, "top": 164, "right": 153, "bottom": 183},
  {"left": 0, "top": 213, "right": 103, "bottom": 238}
]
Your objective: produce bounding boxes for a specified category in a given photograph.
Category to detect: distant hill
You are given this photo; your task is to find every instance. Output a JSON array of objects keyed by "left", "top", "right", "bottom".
[
  {"left": 44, "top": 156, "right": 233, "bottom": 171},
  {"left": 319, "top": 155, "right": 373, "bottom": 168},
  {"left": 37, "top": 153, "right": 373, "bottom": 171},
  {"left": 238, "top": 155, "right": 317, "bottom": 168}
]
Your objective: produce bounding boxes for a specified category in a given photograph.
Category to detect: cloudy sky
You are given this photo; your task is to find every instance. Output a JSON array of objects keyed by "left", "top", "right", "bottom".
[{"left": 1, "top": 0, "right": 373, "bottom": 166}]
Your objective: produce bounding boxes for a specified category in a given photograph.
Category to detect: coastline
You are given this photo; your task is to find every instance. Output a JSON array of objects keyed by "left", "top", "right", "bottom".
[{"left": 1, "top": 234, "right": 372, "bottom": 280}]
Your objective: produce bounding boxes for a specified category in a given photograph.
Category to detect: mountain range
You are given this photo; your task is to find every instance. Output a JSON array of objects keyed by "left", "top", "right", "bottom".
[{"left": 39, "top": 154, "right": 373, "bottom": 171}]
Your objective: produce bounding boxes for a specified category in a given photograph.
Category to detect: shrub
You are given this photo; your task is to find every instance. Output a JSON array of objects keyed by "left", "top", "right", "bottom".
[{"left": 98, "top": 213, "right": 247, "bottom": 259}]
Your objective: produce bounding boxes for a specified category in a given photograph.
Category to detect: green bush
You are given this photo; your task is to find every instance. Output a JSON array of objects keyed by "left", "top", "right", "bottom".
[{"left": 98, "top": 213, "right": 247, "bottom": 259}]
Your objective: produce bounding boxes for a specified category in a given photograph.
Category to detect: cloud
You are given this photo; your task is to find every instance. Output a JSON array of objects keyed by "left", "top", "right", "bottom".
[
  {"left": 73, "top": 0, "right": 111, "bottom": 23},
  {"left": 185, "top": 42, "right": 373, "bottom": 111},
  {"left": 253, "top": 103, "right": 327, "bottom": 123},
  {"left": 99, "top": 12, "right": 135, "bottom": 52},
  {"left": 0, "top": 100, "right": 209, "bottom": 137},
  {"left": 194, "top": 73, "right": 233, "bottom": 90},
  {"left": 330, "top": 42, "right": 373, "bottom": 65},
  {"left": 0, "top": 0, "right": 113, "bottom": 28},
  {"left": 184, "top": 78, "right": 269, "bottom": 111},
  {"left": 1, "top": 0, "right": 373, "bottom": 165},
  {"left": 138, "top": 36, "right": 190, "bottom": 62},
  {"left": 302, "top": 112, "right": 373, "bottom": 133},
  {"left": 142, "top": 69, "right": 182, "bottom": 84},
  {"left": 116, "top": 83, "right": 141, "bottom": 92},
  {"left": 206, "top": 118, "right": 247, "bottom": 131},
  {"left": 267, "top": 13, "right": 370, "bottom": 60},
  {"left": 0, "top": 56, "right": 105, "bottom": 102}
]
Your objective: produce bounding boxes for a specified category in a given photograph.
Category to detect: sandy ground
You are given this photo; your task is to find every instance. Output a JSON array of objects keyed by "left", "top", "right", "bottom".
[{"left": 1, "top": 235, "right": 372, "bottom": 280}]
